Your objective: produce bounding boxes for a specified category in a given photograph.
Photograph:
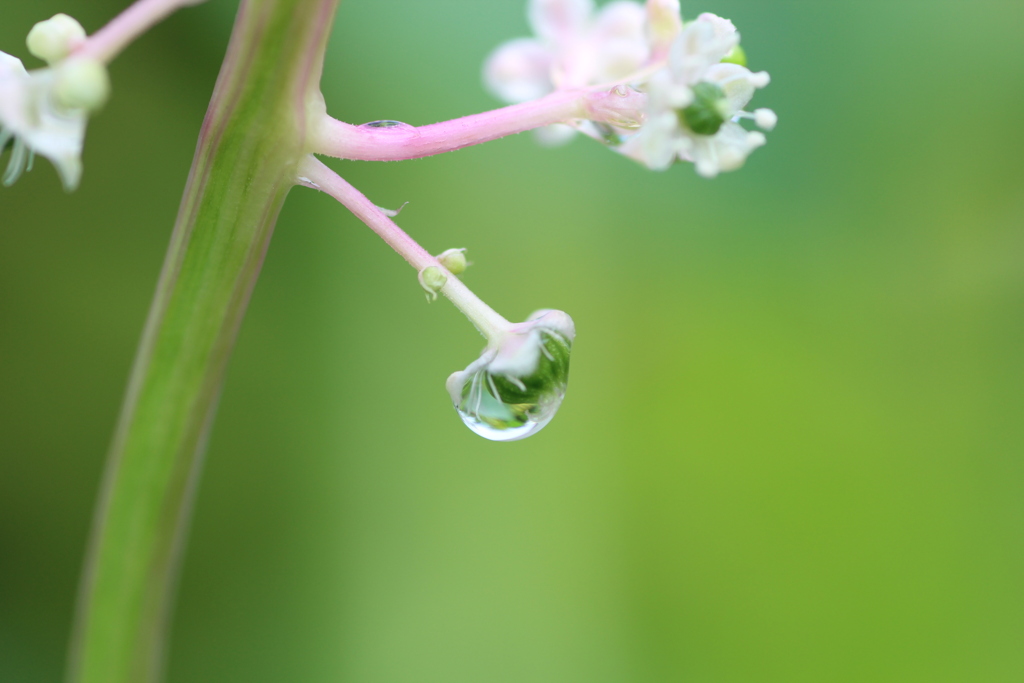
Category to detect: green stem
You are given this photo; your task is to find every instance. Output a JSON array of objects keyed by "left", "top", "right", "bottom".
[{"left": 67, "top": 1, "right": 338, "bottom": 682}]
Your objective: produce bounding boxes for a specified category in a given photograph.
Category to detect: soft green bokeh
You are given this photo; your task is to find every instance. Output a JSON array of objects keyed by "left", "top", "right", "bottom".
[{"left": 1, "top": 1, "right": 1022, "bottom": 682}]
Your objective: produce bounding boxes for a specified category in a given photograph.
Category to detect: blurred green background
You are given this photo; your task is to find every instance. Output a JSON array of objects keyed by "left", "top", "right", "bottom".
[{"left": 2, "top": 1, "right": 1023, "bottom": 681}]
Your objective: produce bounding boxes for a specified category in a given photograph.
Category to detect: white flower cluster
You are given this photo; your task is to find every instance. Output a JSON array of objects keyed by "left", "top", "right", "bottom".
[
  {"left": 1, "top": 15, "right": 109, "bottom": 191},
  {"left": 484, "top": 0, "right": 777, "bottom": 177}
]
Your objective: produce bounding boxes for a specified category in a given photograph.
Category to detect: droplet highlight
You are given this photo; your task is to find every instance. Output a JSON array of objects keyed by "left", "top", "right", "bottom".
[
  {"left": 447, "top": 312, "right": 573, "bottom": 441},
  {"left": 360, "top": 120, "right": 412, "bottom": 129}
]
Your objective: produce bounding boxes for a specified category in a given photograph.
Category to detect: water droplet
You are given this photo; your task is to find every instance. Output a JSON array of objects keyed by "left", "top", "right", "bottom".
[
  {"left": 612, "top": 84, "right": 629, "bottom": 97},
  {"left": 360, "top": 119, "right": 411, "bottom": 129},
  {"left": 447, "top": 316, "right": 573, "bottom": 441},
  {"left": 590, "top": 122, "right": 623, "bottom": 146}
]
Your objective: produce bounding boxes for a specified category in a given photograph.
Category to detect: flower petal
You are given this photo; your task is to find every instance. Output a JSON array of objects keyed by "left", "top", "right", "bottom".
[
  {"left": 588, "top": 1, "right": 648, "bottom": 81},
  {"left": 594, "top": 37, "right": 649, "bottom": 81},
  {"left": 528, "top": 0, "right": 595, "bottom": 44},
  {"left": 0, "top": 52, "right": 87, "bottom": 191},
  {"left": 703, "top": 62, "right": 765, "bottom": 114},
  {"left": 0, "top": 51, "right": 28, "bottom": 79},
  {"left": 668, "top": 19, "right": 737, "bottom": 85},
  {"left": 695, "top": 12, "right": 737, "bottom": 41},
  {"left": 631, "top": 110, "right": 680, "bottom": 170},
  {"left": 483, "top": 38, "right": 553, "bottom": 103},
  {"left": 645, "top": 0, "right": 683, "bottom": 58},
  {"left": 646, "top": 67, "right": 692, "bottom": 114},
  {"left": 592, "top": 1, "right": 646, "bottom": 42},
  {"left": 685, "top": 121, "right": 765, "bottom": 177}
]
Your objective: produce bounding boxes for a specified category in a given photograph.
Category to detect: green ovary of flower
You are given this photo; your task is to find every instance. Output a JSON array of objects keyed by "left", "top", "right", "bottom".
[
  {"left": 680, "top": 82, "right": 728, "bottom": 136},
  {"left": 721, "top": 44, "right": 747, "bottom": 68}
]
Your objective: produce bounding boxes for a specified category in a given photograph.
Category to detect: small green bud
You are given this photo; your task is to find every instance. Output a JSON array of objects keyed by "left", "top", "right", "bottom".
[
  {"left": 27, "top": 14, "right": 86, "bottom": 64},
  {"left": 418, "top": 266, "right": 447, "bottom": 302},
  {"left": 53, "top": 59, "right": 110, "bottom": 112},
  {"left": 436, "top": 248, "right": 467, "bottom": 275},
  {"left": 721, "top": 44, "right": 747, "bottom": 67},
  {"left": 680, "top": 82, "right": 728, "bottom": 136}
]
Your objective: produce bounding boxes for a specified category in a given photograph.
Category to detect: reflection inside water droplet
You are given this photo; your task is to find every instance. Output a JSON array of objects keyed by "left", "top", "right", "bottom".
[
  {"left": 590, "top": 122, "right": 622, "bottom": 146},
  {"left": 360, "top": 120, "right": 411, "bottom": 129},
  {"left": 447, "top": 319, "right": 572, "bottom": 442}
]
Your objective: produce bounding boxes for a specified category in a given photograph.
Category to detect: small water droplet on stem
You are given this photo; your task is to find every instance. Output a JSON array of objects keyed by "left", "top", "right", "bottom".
[{"left": 360, "top": 120, "right": 412, "bottom": 129}]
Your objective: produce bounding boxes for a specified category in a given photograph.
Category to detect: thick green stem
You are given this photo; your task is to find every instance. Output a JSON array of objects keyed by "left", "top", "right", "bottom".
[{"left": 67, "top": 1, "right": 338, "bottom": 682}]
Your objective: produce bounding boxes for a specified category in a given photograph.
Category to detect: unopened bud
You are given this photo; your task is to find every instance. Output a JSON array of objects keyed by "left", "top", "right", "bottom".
[
  {"left": 27, "top": 14, "right": 86, "bottom": 64},
  {"left": 436, "top": 248, "right": 467, "bottom": 274},
  {"left": 53, "top": 59, "right": 110, "bottom": 112},
  {"left": 418, "top": 266, "right": 447, "bottom": 302}
]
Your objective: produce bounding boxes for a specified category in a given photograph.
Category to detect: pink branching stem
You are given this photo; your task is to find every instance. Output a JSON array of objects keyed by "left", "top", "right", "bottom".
[
  {"left": 296, "top": 156, "right": 511, "bottom": 340},
  {"left": 313, "top": 87, "right": 646, "bottom": 161},
  {"left": 75, "top": 0, "right": 206, "bottom": 63}
]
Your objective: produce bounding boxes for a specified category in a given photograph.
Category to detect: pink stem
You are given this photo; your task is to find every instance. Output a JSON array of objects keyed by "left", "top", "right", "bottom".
[
  {"left": 313, "top": 87, "right": 646, "bottom": 161},
  {"left": 75, "top": 0, "right": 206, "bottom": 63},
  {"left": 296, "top": 156, "right": 511, "bottom": 340}
]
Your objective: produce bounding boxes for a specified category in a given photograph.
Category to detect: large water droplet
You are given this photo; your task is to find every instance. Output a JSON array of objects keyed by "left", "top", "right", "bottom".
[
  {"left": 447, "top": 312, "right": 573, "bottom": 442},
  {"left": 360, "top": 119, "right": 412, "bottom": 129}
]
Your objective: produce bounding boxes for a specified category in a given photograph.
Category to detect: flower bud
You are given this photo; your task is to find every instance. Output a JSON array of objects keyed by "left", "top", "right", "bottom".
[
  {"left": 529, "top": 0, "right": 593, "bottom": 44},
  {"left": 418, "top": 265, "right": 447, "bottom": 301},
  {"left": 436, "top": 248, "right": 467, "bottom": 274},
  {"left": 26, "top": 14, "right": 86, "bottom": 65},
  {"left": 53, "top": 59, "right": 110, "bottom": 112}
]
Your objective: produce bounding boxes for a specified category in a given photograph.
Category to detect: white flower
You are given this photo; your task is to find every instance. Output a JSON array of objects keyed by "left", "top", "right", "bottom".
[
  {"left": 483, "top": 37, "right": 553, "bottom": 103},
  {"left": 693, "top": 11, "right": 736, "bottom": 42},
  {"left": 623, "top": 14, "right": 776, "bottom": 177},
  {"left": 484, "top": 0, "right": 649, "bottom": 144},
  {"left": 0, "top": 50, "right": 106, "bottom": 191}
]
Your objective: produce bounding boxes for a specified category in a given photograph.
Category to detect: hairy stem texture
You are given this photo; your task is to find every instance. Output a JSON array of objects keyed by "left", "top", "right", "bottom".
[
  {"left": 312, "top": 85, "right": 649, "bottom": 162},
  {"left": 67, "top": 1, "right": 338, "bottom": 682},
  {"left": 297, "top": 156, "right": 511, "bottom": 340}
]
